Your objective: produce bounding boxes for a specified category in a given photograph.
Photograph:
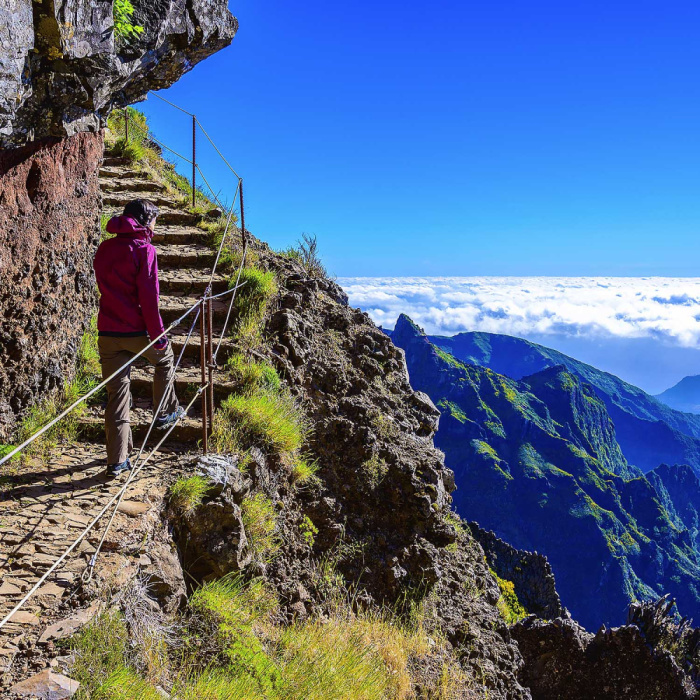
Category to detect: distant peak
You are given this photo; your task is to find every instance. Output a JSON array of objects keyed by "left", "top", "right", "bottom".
[{"left": 394, "top": 314, "right": 425, "bottom": 337}]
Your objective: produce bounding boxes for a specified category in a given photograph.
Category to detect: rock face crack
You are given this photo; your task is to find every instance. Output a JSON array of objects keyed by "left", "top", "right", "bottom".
[{"left": 0, "top": 0, "right": 237, "bottom": 148}]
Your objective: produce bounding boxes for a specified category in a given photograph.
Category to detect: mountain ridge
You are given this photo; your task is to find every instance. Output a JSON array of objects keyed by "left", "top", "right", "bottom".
[
  {"left": 657, "top": 375, "right": 700, "bottom": 414},
  {"left": 386, "top": 322, "right": 700, "bottom": 474},
  {"left": 392, "top": 313, "right": 700, "bottom": 629}
]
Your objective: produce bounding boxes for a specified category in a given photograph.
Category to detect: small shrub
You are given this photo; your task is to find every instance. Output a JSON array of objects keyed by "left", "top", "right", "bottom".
[
  {"left": 361, "top": 454, "right": 389, "bottom": 490},
  {"left": 299, "top": 515, "right": 318, "bottom": 547},
  {"left": 169, "top": 475, "right": 211, "bottom": 514},
  {"left": 242, "top": 493, "right": 280, "bottom": 562},
  {"left": 492, "top": 571, "right": 527, "bottom": 625},
  {"left": 296, "top": 233, "right": 327, "bottom": 279}
]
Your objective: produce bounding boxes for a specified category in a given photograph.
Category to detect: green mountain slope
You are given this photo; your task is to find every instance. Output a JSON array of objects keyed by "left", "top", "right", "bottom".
[
  {"left": 392, "top": 314, "right": 700, "bottom": 629},
  {"left": 413, "top": 328, "right": 700, "bottom": 474}
]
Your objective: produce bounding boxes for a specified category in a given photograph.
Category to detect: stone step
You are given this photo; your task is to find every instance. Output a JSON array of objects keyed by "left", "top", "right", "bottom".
[
  {"left": 157, "top": 208, "right": 201, "bottom": 227},
  {"left": 155, "top": 243, "right": 216, "bottom": 269},
  {"left": 159, "top": 294, "right": 231, "bottom": 327},
  {"left": 103, "top": 192, "right": 177, "bottom": 209},
  {"left": 152, "top": 226, "right": 210, "bottom": 246},
  {"left": 100, "top": 178, "right": 167, "bottom": 194},
  {"left": 169, "top": 332, "right": 236, "bottom": 362},
  {"left": 99, "top": 167, "right": 142, "bottom": 179},
  {"left": 158, "top": 269, "right": 228, "bottom": 295},
  {"left": 78, "top": 407, "right": 204, "bottom": 445},
  {"left": 102, "top": 156, "right": 130, "bottom": 167},
  {"left": 128, "top": 366, "right": 234, "bottom": 403}
]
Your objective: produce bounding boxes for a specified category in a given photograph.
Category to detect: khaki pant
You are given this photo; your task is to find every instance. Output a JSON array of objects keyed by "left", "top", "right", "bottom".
[{"left": 98, "top": 335, "right": 179, "bottom": 465}]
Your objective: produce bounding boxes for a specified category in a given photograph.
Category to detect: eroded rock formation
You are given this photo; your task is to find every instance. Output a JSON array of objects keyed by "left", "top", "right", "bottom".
[
  {"left": 0, "top": 131, "right": 102, "bottom": 440},
  {"left": 1, "top": 0, "right": 237, "bottom": 148}
]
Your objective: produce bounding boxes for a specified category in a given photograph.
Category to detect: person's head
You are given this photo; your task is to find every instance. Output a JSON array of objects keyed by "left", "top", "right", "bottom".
[{"left": 123, "top": 199, "right": 159, "bottom": 230}]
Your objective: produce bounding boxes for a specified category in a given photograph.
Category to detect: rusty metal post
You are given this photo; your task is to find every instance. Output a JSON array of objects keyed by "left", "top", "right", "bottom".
[
  {"left": 124, "top": 109, "right": 129, "bottom": 144},
  {"left": 199, "top": 299, "right": 208, "bottom": 453},
  {"left": 192, "top": 115, "right": 196, "bottom": 209},
  {"left": 239, "top": 179, "right": 246, "bottom": 249},
  {"left": 206, "top": 294, "right": 215, "bottom": 433}
]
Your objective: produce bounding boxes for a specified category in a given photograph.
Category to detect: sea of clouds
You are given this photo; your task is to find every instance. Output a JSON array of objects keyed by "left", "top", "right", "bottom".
[{"left": 337, "top": 277, "right": 700, "bottom": 347}]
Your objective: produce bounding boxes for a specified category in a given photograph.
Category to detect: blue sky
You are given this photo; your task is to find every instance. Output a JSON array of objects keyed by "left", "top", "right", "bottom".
[{"left": 140, "top": 0, "right": 700, "bottom": 277}]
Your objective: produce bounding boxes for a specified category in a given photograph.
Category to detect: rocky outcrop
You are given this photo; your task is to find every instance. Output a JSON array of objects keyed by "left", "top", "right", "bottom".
[
  {"left": 0, "top": 131, "right": 103, "bottom": 440},
  {"left": 264, "top": 267, "right": 457, "bottom": 599},
  {"left": 1, "top": 0, "right": 236, "bottom": 148},
  {"left": 171, "top": 454, "right": 254, "bottom": 581},
  {"left": 469, "top": 521, "right": 567, "bottom": 621},
  {"left": 513, "top": 614, "right": 697, "bottom": 699}
]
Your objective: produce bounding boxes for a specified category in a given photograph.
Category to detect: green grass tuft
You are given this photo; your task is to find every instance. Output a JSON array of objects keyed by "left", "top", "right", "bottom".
[
  {"left": 169, "top": 475, "right": 211, "bottom": 514},
  {"left": 213, "top": 391, "right": 307, "bottom": 456},
  {"left": 242, "top": 493, "right": 280, "bottom": 562},
  {"left": 226, "top": 353, "right": 281, "bottom": 394}
]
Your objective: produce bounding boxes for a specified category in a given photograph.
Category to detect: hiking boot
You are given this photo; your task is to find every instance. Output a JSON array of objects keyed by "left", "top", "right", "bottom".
[
  {"left": 106, "top": 458, "right": 132, "bottom": 477},
  {"left": 156, "top": 406, "right": 185, "bottom": 430}
]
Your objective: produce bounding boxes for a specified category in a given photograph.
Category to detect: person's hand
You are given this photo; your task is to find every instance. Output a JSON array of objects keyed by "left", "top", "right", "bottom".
[{"left": 154, "top": 336, "right": 168, "bottom": 350}]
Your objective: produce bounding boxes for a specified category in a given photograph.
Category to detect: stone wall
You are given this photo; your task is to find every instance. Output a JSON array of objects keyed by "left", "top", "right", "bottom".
[{"left": 0, "top": 131, "right": 103, "bottom": 440}]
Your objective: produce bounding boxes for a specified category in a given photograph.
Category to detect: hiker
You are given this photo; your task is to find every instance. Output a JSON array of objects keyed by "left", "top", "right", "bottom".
[{"left": 93, "top": 199, "right": 184, "bottom": 477}]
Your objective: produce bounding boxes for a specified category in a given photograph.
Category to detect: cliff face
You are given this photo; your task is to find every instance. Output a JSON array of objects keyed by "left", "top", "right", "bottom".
[
  {"left": 0, "top": 0, "right": 236, "bottom": 439},
  {"left": 0, "top": 131, "right": 103, "bottom": 440},
  {"left": 392, "top": 314, "right": 700, "bottom": 629},
  {"left": 1, "top": 0, "right": 236, "bottom": 148}
]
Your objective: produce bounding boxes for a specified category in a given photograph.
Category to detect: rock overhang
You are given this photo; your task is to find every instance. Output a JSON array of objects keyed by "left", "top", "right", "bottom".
[{"left": 0, "top": 0, "right": 237, "bottom": 149}]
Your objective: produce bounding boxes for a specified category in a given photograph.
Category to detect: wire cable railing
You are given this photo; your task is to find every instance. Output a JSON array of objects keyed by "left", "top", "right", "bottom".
[{"left": 0, "top": 91, "right": 253, "bottom": 632}]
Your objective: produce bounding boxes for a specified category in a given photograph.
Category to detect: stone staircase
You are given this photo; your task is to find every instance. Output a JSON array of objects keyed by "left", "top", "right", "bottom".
[
  {"left": 0, "top": 151, "right": 240, "bottom": 689},
  {"left": 80, "top": 153, "right": 239, "bottom": 446}
]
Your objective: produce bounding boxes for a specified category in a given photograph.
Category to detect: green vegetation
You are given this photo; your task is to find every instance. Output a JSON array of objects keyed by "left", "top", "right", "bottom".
[
  {"left": 169, "top": 475, "right": 211, "bottom": 514},
  {"left": 68, "top": 608, "right": 133, "bottom": 698},
  {"left": 214, "top": 391, "right": 307, "bottom": 456},
  {"left": 5, "top": 317, "right": 102, "bottom": 465},
  {"left": 66, "top": 573, "right": 475, "bottom": 698},
  {"left": 229, "top": 267, "right": 278, "bottom": 351},
  {"left": 113, "top": 0, "right": 144, "bottom": 43},
  {"left": 226, "top": 353, "right": 281, "bottom": 394},
  {"left": 241, "top": 493, "right": 280, "bottom": 563},
  {"left": 491, "top": 571, "right": 527, "bottom": 625},
  {"left": 290, "top": 455, "right": 321, "bottom": 488},
  {"left": 437, "top": 399, "right": 467, "bottom": 423},
  {"left": 435, "top": 346, "right": 463, "bottom": 369},
  {"left": 299, "top": 515, "right": 319, "bottom": 547},
  {"left": 105, "top": 109, "right": 223, "bottom": 215}
]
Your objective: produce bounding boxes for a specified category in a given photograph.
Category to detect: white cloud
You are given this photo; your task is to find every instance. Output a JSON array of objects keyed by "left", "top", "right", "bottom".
[{"left": 336, "top": 277, "right": 700, "bottom": 347}]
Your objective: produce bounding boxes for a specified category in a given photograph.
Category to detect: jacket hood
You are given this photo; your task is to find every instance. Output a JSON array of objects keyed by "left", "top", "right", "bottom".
[{"left": 105, "top": 215, "right": 153, "bottom": 240}]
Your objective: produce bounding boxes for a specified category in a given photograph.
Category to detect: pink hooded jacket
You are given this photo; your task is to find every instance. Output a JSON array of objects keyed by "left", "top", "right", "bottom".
[{"left": 93, "top": 216, "right": 166, "bottom": 341}]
